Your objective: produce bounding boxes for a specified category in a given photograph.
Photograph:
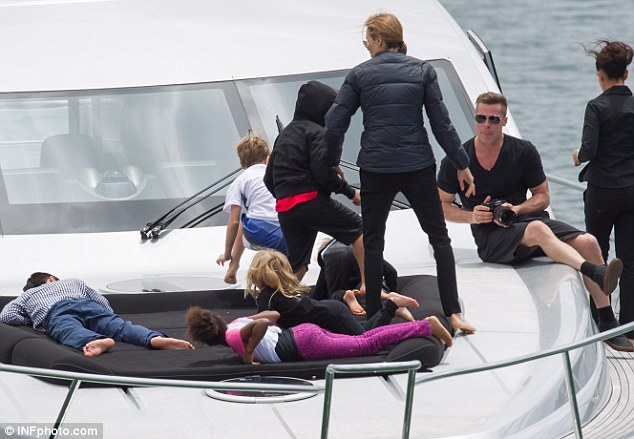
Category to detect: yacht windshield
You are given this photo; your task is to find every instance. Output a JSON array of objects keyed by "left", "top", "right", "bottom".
[{"left": 0, "top": 60, "right": 474, "bottom": 235}]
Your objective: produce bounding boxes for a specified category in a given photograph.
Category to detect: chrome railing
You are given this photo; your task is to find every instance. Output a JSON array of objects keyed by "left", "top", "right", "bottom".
[
  {"left": 413, "top": 321, "right": 634, "bottom": 439},
  {"left": 321, "top": 361, "right": 421, "bottom": 439},
  {"left": 546, "top": 172, "right": 586, "bottom": 193},
  {"left": 1, "top": 321, "right": 632, "bottom": 439}
]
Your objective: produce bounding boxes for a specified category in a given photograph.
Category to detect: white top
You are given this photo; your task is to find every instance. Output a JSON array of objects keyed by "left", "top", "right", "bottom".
[
  {"left": 226, "top": 317, "right": 282, "bottom": 364},
  {"left": 223, "top": 164, "right": 279, "bottom": 224}
]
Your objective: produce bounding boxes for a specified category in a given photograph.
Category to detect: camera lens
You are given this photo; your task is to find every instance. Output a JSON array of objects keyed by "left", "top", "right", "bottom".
[{"left": 493, "top": 206, "right": 517, "bottom": 226}]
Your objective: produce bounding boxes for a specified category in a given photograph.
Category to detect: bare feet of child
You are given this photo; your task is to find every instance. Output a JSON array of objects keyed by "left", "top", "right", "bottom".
[
  {"left": 425, "top": 316, "right": 453, "bottom": 347},
  {"left": 450, "top": 313, "right": 476, "bottom": 335},
  {"left": 150, "top": 337, "right": 195, "bottom": 350},
  {"left": 358, "top": 284, "right": 366, "bottom": 296},
  {"left": 395, "top": 306, "right": 415, "bottom": 321},
  {"left": 83, "top": 338, "right": 116, "bottom": 357},
  {"left": 384, "top": 292, "right": 420, "bottom": 309},
  {"left": 343, "top": 289, "right": 366, "bottom": 316}
]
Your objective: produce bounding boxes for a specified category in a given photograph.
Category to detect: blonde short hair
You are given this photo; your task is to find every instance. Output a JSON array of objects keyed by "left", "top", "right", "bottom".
[{"left": 236, "top": 134, "right": 270, "bottom": 168}]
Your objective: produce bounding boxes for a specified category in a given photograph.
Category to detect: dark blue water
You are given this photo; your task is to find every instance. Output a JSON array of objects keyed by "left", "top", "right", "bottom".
[{"left": 439, "top": 0, "right": 634, "bottom": 232}]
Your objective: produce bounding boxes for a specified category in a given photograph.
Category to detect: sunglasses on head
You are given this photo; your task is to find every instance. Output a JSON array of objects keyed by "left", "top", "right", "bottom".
[{"left": 475, "top": 114, "right": 502, "bottom": 125}]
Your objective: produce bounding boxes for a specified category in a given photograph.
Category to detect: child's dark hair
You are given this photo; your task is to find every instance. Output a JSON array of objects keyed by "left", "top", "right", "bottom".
[
  {"left": 185, "top": 306, "right": 228, "bottom": 346},
  {"left": 585, "top": 39, "right": 633, "bottom": 79},
  {"left": 23, "top": 272, "right": 58, "bottom": 291}
]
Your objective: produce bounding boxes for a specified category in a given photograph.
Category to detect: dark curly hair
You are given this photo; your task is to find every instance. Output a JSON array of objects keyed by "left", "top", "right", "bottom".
[
  {"left": 585, "top": 39, "right": 633, "bottom": 79},
  {"left": 23, "top": 272, "right": 58, "bottom": 292},
  {"left": 185, "top": 306, "right": 228, "bottom": 346}
]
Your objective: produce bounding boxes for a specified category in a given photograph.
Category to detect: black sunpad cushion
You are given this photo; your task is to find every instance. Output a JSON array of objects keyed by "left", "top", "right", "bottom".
[{"left": 0, "top": 275, "right": 448, "bottom": 384}]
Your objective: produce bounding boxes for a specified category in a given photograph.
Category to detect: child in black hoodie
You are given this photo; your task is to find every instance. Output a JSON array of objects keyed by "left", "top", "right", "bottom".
[{"left": 264, "top": 81, "right": 365, "bottom": 290}]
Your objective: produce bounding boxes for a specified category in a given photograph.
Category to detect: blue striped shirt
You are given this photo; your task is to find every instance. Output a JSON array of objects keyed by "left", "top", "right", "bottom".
[{"left": 0, "top": 279, "right": 112, "bottom": 331}]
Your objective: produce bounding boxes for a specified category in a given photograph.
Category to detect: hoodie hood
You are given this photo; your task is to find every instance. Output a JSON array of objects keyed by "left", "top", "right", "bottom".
[{"left": 292, "top": 80, "right": 337, "bottom": 127}]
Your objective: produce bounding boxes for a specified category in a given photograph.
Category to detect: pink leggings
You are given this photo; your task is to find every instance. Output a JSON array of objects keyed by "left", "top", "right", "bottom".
[{"left": 291, "top": 320, "right": 431, "bottom": 361}]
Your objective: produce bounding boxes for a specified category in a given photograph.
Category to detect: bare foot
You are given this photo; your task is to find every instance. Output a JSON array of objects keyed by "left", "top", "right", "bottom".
[
  {"left": 358, "top": 283, "right": 366, "bottom": 296},
  {"left": 343, "top": 290, "right": 366, "bottom": 316},
  {"left": 395, "top": 306, "right": 414, "bottom": 321},
  {"left": 450, "top": 313, "right": 476, "bottom": 335},
  {"left": 425, "top": 316, "right": 453, "bottom": 346},
  {"left": 83, "top": 338, "right": 115, "bottom": 357},
  {"left": 150, "top": 337, "right": 195, "bottom": 350},
  {"left": 385, "top": 292, "right": 419, "bottom": 309}
]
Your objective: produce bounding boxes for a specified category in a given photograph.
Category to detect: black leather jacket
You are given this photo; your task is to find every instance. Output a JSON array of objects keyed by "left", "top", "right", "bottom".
[{"left": 578, "top": 85, "right": 634, "bottom": 188}]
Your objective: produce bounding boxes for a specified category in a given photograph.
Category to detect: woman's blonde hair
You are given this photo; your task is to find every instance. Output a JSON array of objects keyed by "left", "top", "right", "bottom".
[
  {"left": 244, "top": 250, "right": 309, "bottom": 300},
  {"left": 365, "top": 13, "right": 407, "bottom": 54}
]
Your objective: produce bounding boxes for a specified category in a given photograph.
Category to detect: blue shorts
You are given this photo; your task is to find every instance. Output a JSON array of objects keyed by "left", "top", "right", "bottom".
[{"left": 241, "top": 214, "right": 287, "bottom": 254}]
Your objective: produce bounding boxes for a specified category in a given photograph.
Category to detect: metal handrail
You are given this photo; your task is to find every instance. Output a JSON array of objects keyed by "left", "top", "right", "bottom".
[
  {"left": 0, "top": 358, "right": 419, "bottom": 439},
  {"left": 413, "top": 320, "right": 634, "bottom": 439},
  {"left": 546, "top": 172, "right": 586, "bottom": 193},
  {"left": 2, "top": 322, "right": 633, "bottom": 438},
  {"left": 321, "top": 361, "right": 421, "bottom": 439}
]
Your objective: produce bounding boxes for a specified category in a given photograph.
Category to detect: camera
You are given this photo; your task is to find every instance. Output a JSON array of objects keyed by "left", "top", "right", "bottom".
[{"left": 483, "top": 199, "right": 517, "bottom": 226}]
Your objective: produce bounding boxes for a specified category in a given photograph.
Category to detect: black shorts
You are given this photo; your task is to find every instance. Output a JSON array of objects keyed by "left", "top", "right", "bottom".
[
  {"left": 475, "top": 215, "right": 584, "bottom": 264},
  {"left": 278, "top": 195, "right": 363, "bottom": 272}
]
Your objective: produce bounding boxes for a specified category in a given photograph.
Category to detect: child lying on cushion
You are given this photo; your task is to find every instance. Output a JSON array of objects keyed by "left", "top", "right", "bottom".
[
  {"left": 1, "top": 272, "right": 193, "bottom": 357},
  {"left": 186, "top": 307, "right": 451, "bottom": 364}
]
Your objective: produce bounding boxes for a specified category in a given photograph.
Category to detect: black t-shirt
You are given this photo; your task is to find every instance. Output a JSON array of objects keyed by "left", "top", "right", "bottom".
[{"left": 437, "top": 135, "right": 546, "bottom": 210}]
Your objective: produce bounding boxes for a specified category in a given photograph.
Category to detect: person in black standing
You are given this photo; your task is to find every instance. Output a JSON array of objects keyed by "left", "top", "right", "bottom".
[
  {"left": 573, "top": 40, "right": 634, "bottom": 345},
  {"left": 264, "top": 81, "right": 365, "bottom": 292},
  {"left": 323, "top": 13, "right": 475, "bottom": 334}
]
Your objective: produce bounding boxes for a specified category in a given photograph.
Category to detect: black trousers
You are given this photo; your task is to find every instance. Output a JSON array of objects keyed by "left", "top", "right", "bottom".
[
  {"left": 585, "top": 184, "right": 634, "bottom": 338},
  {"left": 320, "top": 298, "right": 397, "bottom": 335},
  {"left": 360, "top": 166, "right": 461, "bottom": 317}
]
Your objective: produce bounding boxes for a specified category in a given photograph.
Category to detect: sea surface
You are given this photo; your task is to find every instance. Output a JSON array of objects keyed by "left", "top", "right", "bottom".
[{"left": 439, "top": 0, "right": 634, "bottom": 236}]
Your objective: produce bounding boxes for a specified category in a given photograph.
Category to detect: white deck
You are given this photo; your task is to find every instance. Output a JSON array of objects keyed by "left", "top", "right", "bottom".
[{"left": 0, "top": 210, "right": 609, "bottom": 438}]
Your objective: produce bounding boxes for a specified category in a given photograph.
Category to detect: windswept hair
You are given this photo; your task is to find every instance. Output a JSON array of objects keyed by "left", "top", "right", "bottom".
[
  {"left": 365, "top": 13, "right": 407, "bottom": 54},
  {"left": 584, "top": 39, "right": 633, "bottom": 80},
  {"left": 236, "top": 133, "right": 271, "bottom": 168},
  {"left": 23, "top": 272, "right": 58, "bottom": 292},
  {"left": 244, "top": 250, "right": 309, "bottom": 301},
  {"left": 475, "top": 92, "right": 508, "bottom": 116},
  {"left": 185, "top": 306, "right": 227, "bottom": 346}
]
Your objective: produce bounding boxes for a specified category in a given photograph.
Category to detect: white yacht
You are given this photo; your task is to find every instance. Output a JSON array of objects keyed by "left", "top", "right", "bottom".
[{"left": 1, "top": 1, "right": 631, "bottom": 438}]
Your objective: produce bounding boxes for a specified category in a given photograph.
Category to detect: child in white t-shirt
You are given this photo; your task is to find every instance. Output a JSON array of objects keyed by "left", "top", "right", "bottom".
[{"left": 217, "top": 134, "right": 286, "bottom": 284}]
